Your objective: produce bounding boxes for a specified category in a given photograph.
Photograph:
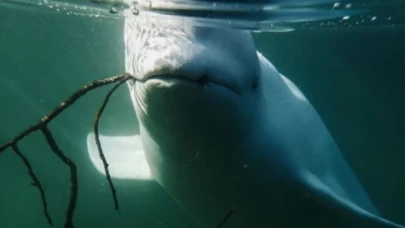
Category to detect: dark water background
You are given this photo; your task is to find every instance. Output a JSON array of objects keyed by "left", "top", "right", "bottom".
[{"left": 0, "top": 3, "right": 404, "bottom": 228}]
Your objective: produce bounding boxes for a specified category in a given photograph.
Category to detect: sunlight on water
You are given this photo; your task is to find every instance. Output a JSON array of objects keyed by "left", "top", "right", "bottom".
[
  {"left": 0, "top": 0, "right": 123, "bottom": 18},
  {"left": 0, "top": 0, "right": 404, "bottom": 31}
]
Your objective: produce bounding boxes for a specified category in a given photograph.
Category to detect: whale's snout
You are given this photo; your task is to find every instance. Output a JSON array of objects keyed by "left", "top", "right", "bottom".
[
  {"left": 134, "top": 44, "right": 244, "bottom": 95},
  {"left": 128, "top": 24, "right": 260, "bottom": 96},
  {"left": 125, "top": 21, "right": 261, "bottom": 135}
]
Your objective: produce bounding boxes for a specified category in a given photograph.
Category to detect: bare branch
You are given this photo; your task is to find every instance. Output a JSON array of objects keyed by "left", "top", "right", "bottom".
[
  {"left": 41, "top": 126, "right": 77, "bottom": 228},
  {"left": 0, "top": 74, "right": 131, "bottom": 153},
  {"left": 0, "top": 73, "right": 132, "bottom": 228},
  {"left": 216, "top": 206, "right": 236, "bottom": 228},
  {"left": 12, "top": 143, "right": 53, "bottom": 227},
  {"left": 93, "top": 78, "right": 129, "bottom": 211}
]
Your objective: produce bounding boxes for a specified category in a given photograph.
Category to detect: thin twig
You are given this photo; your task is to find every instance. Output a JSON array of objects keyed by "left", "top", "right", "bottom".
[
  {"left": 216, "top": 206, "right": 236, "bottom": 228},
  {"left": 12, "top": 143, "right": 53, "bottom": 227},
  {"left": 0, "top": 73, "right": 133, "bottom": 228},
  {"left": 0, "top": 74, "right": 131, "bottom": 154},
  {"left": 184, "top": 146, "right": 201, "bottom": 168},
  {"left": 93, "top": 77, "right": 130, "bottom": 211},
  {"left": 41, "top": 126, "right": 77, "bottom": 228}
]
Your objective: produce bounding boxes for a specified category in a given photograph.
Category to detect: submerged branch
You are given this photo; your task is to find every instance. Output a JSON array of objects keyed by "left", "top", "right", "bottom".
[
  {"left": 93, "top": 78, "right": 130, "bottom": 211},
  {"left": 0, "top": 73, "right": 133, "bottom": 227},
  {"left": 41, "top": 126, "right": 77, "bottom": 228},
  {"left": 216, "top": 206, "right": 236, "bottom": 228},
  {"left": 12, "top": 143, "right": 53, "bottom": 227},
  {"left": 0, "top": 73, "right": 132, "bottom": 154}
]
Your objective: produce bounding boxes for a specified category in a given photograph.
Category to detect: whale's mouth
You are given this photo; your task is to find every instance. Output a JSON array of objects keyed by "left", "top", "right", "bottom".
[{"left": 137, "top": 74, "right": 241, "bottom": 95}]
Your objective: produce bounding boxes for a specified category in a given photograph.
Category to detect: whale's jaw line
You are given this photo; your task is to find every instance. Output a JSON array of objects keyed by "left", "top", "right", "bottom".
[{"left": 137, "top": 74, "right": 241, "bottom": 95}]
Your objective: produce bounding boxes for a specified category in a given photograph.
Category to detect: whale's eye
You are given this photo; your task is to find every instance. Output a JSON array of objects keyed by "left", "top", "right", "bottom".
[
  {"left": 197, "top": 74, "right": 209, "bottom": 87},
  {"left": 252, "top": 81, "right": 258, "bottom": 90}
]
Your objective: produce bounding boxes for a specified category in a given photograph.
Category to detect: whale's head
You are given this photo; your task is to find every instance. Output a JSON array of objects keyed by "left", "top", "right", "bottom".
[{"left": 124, "top": 17, "right": 262, "bottom": 154}]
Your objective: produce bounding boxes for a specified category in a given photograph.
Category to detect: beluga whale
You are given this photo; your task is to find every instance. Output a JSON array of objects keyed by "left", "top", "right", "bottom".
[{"left": 87, "top": 1, "right": 405, "bottom": 227}]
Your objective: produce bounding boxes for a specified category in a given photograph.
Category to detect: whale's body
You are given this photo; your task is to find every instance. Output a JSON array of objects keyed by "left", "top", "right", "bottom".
[{"left": 87, "top": 9, "right": 405, "bottom": 228}]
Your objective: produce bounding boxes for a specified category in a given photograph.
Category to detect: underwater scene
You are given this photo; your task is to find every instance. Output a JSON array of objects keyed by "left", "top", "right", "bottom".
[{"left": 0, "top": 0, "right": 404, "bottom": 227}]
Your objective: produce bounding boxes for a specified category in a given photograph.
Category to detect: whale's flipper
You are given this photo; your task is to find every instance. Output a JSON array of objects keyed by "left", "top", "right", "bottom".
[
  {"left": 303, "top": 172, "right": 404, "bottom": 228},
  {"left": 87, "top": 133, "right": 153, "bottom": 180}
]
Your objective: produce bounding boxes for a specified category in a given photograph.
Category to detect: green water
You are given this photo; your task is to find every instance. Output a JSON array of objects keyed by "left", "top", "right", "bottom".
[{"left": 0, "top": 2, "right": 404, "bottom": 228}]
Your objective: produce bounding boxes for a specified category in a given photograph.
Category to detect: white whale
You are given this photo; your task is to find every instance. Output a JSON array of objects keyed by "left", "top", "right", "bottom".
[{"left": 87, "top": 6, "right": 405, "bottom": 228}]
